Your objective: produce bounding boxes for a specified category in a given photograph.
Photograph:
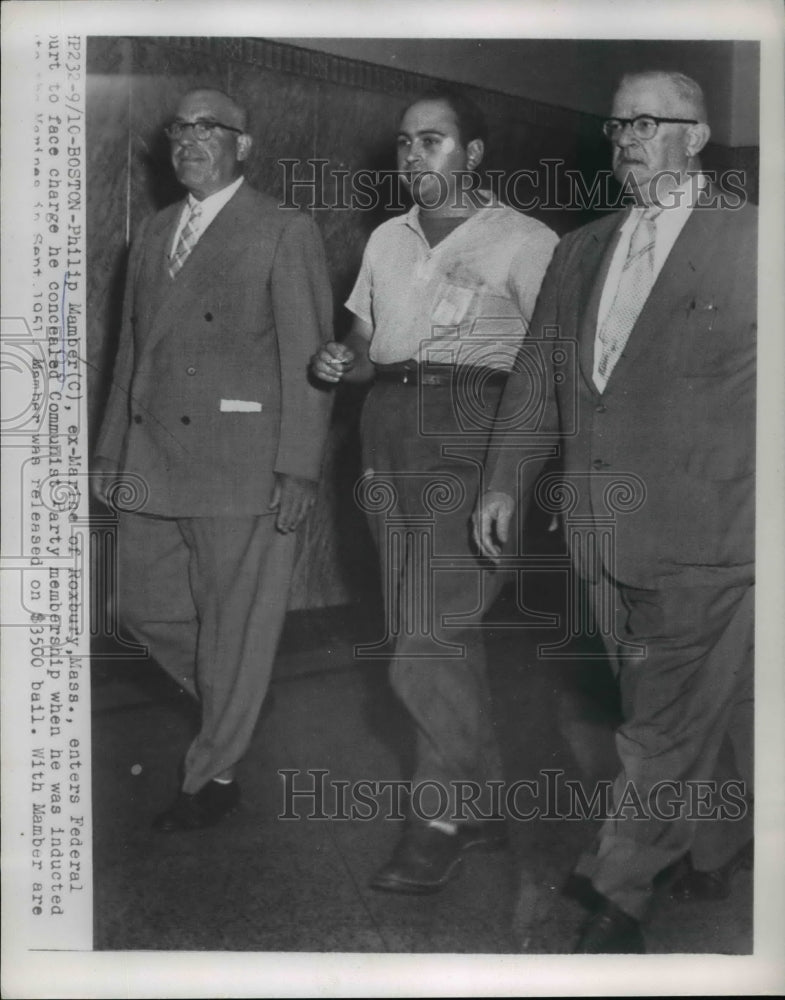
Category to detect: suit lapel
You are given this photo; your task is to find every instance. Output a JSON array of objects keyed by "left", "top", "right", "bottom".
[
  {"left": 602, "top": 190, "right": 720, "bottom": 389},
  {"left": 141, "top": 184, "right": 259, "bottom": 351},
  {"left": 576, "top": 214, "right": 626, "bottom": 394},
  {"left": 139, "top": 203, "right": 182, "bottom": 319},
  {"left": 167, "top": 183, "right": 258, "bottom": 289}
]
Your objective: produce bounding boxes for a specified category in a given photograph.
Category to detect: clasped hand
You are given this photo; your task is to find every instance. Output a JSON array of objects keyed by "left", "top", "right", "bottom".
[{"left": 310, "top": 341, "right": 356, "bottom": 383}]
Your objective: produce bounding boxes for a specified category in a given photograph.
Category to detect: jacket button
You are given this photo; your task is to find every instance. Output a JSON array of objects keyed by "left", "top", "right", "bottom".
[
  {"left": 186, "top": 366, "right": 196, "bottom": 376},
  {"left": 204, "top": 312, "right": 213, "bottom": 321},
  {"left": 595, "top": 404, "right": 607, "bottom": 413},
  {"left": 134, "top": 414, "right": 142, "bottom": 424},
  {"left": 181, "top": 416, "right": 190, "bottom": 425}
]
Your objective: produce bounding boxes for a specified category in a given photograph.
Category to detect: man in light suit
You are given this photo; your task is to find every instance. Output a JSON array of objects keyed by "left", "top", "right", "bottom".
[
  {"left": 92, "top": 89, "right": 333, "bottom": 831},
  {"left": 474, "top": 71, "right": 755, "bottom": 951}
]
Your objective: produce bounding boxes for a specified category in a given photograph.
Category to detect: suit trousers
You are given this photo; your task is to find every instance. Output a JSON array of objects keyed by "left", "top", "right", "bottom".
[
  {"left": 575, "top": 575, "right": 754, "bottom": 918},
  {"left": 117, "top": 511, "right": 296, "bottom": 793},
  {"left": 360, "top": 379, "right": 511, "bottom": 819}
]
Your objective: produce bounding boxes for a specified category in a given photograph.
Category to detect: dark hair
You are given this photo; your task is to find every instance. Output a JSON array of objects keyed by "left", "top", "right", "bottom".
[{"left": 404, "top": 88, "right": 488, "bottom": 148}]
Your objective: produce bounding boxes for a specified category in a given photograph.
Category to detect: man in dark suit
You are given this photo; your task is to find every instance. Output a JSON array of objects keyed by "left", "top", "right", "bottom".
[
  {"left": 92, "top": 88, "right": 333, "bottom": 831},
  {"left": 474, "top": 71, "right": 755, "bottom": 951}
]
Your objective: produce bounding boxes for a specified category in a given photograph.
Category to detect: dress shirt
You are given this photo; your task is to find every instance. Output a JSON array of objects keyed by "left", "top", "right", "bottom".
[
  {"left": 169, "top": 175, "right": 245, "bottom": 256},
  {"left": 596, "top": 172, "right": 708, "bottom": 334}
]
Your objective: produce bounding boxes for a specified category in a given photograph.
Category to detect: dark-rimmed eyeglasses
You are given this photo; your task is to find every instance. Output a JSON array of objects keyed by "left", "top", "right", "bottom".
[
  {"left": 602, "top": 115, "right": 699, "bottom": 141},
  {"left": 164, "top": 119, "right": 244, "bottom": 142}
]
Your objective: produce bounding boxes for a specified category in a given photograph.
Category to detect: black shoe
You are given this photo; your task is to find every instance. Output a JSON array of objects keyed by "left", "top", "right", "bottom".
[
  {"left": 574, "top": 900, "right": 645, "bottom": 954},
  {"left": 370, "top": 820, "right": 508, "bottom": 894},
  {"left": 670, "top": 840, "right": 753, "bottom": 903},
  {"left": 152, "top": 780, "right": 241, "bottom": 832}
]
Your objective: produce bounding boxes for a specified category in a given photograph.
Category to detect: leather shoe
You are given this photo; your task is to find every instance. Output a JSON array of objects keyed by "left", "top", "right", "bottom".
[
  {"left": 152, "top": 780, "right": 240, "bottom": 832},
  {"left": 574, "top": 900, "right": 645, "bottom": 954},
  {"left": 370, "top": 820, "right": 508, "bottom": 894},
  {"left": 670, "top": 840, "right": 753, "bottom": 903}
]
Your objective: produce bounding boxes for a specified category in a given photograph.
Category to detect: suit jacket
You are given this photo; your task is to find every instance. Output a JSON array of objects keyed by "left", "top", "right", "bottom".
[
  {"left": 487, "top": 188, "right": 757, "bottom": 588},
  {"left": 95, "top": 181, "right": 334, "bottom": 517}
]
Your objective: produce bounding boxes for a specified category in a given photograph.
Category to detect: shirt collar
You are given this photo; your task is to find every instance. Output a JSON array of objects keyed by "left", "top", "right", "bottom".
[
  {"left": 621, "top": 172, "right": 707, "bottom": 233},
  {"left": 186, "top": 175, "right": 244, "bottom": 214},
  {"left": 401, "top": 189, "right": 498, "bottom": 234}
]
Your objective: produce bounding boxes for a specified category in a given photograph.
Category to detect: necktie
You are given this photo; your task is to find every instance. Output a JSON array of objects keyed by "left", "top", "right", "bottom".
[
  {"left": 594, "top": 206, "right": 662, "bottom": 391},
  {"left": 168, "top": 202, "right": 203, "bottom": 278}
]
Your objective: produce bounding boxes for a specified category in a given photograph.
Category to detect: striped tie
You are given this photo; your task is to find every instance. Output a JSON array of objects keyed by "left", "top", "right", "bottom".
[
  {"left": 168, "top": 202, "right": 203, "bottom": 278},
  {"left": 594, "top": 206, "right": 662, "bottom": 391}
]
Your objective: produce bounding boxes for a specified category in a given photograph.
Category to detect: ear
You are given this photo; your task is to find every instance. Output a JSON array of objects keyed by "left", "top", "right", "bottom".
[
  {"left": 685, "top": 122, "right": 710, "bottom": 158},
  {"left": 236, "top": 133, "right": 253, "bottom": 162},
  {"left": 466, "top": 138, "right": 484, "bottom": 170}
]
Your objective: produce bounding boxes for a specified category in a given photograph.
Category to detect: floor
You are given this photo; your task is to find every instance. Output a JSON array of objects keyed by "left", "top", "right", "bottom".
[{"left": 90, "top": 569, "right": 752, "bottom": 956}]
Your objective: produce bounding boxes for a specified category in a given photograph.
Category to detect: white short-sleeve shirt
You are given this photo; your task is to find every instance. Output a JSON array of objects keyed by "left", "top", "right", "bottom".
[{"left": 346, "top": 195, "right": 559, "bottom": 371}]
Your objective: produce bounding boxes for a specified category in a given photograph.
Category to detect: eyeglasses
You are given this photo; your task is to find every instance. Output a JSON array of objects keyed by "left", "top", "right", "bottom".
[
  {"left": 602, "top": 115, "right": 699, "bottom": 141},
  {"left": 165, "top": 119, "right": 244, "bottom": 141}
]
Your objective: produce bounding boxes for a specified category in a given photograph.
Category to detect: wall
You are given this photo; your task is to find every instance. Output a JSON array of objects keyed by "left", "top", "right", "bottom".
[
  {"left": 288, "top": 38, "right": 760, "bottom": 146},
  {"left": 86, "top": 36, "right": 759, "bottom": 608}
]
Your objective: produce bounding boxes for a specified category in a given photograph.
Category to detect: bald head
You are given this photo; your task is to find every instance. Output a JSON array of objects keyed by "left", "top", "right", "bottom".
[
  {"left": 176, "top": 88, "right": 249, "bottom": 132},
  {"left": 169, "top": 89, "right": 253, "bottom": 200}
]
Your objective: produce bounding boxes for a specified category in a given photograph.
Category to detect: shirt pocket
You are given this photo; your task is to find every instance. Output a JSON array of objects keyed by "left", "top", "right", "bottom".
[{"left": 430, "top": 281, "right": 477, "bottom": 328}]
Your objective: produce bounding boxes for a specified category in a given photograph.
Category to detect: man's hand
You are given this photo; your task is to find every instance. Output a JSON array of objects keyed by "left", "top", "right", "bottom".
[
  {"left": 310, "top": 341, "right": 356, "bottom": 384},
  {"left": 472, "top": 490, "right": 516, "bottom": 563},
  {"left": 268, "top": 473, "right": 318, "bottom": 533},
  {"left": 91, "top": 457, "right": 120, "bottom": 507}
]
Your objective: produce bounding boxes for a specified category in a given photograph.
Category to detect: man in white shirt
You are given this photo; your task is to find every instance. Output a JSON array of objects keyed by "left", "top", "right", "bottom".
[
  {"left": 475, "top": 71, "right": 756, "bottom": 952},
  {"left": 312, "top": 89, "right": 558, "bottom": 894},
  {"left": 93, "top": 89, "right": 333, "bottom": 831}
]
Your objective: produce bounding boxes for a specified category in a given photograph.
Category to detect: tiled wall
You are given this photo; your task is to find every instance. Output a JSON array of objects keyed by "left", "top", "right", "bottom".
[{"left": 86, "top": 36, "right": 759, "bottom": 608}]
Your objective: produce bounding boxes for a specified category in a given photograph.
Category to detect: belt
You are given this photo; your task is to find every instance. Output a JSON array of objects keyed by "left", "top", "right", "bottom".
[{"left": 374, "top": 362, "right": 509, "bottom": 388}]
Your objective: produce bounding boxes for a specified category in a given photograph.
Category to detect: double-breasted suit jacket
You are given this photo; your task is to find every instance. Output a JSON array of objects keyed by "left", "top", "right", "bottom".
[
  {"left": 96, "top": 181, "right": 333, "bottom": 515},
  {"left": 488, "top": 188, "right": 757, "bottom": 590},
  {"left": 94, "top": 179, "right": 334, "bottom": 795}
]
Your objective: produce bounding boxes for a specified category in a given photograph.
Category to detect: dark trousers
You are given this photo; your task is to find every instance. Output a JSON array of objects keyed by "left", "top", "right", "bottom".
[
  {"left": 360, "top": 379, "right": 512, "bottom": 819},
  {"left": 117, "top": 511, "right": 296, "bottom": 793},
  {"left": 575, "top": 576, "right": 754, "bottom": 918}
]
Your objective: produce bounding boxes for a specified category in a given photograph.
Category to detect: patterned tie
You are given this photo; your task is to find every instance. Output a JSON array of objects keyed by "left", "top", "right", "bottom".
[
  {"left": 594, "top": 205, "right": 662, "bottom": 391},
  {"left": 168, "top": 202, "right": 203, "bottom": 278}
]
